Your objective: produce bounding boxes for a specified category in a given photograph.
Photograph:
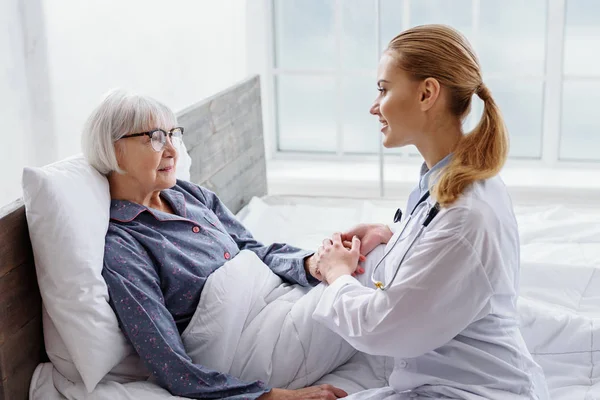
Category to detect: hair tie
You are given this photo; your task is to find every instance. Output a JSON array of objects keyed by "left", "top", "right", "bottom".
[{"left": 476, "top": 83, "right": 491, "bottom": 101}]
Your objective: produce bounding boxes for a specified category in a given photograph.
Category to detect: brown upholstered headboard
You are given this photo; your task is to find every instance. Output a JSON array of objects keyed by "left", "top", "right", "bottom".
[
  {"left": 0, "top": 200, "right": 45, "bottom": 399},
  {"left": 0, "top": 75, "right": 266, "bottom": 399}
]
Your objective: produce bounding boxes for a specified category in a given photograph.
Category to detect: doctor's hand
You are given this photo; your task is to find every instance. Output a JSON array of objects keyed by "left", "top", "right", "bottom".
[
  {"left": 342, "top": 223, "right": 393, "bottom": 256},
  {"left": 259, "top": 385, "right": 348, "bottom": 399},
  {"left": 306, "top": 242, "right": 365, "bottom": 282},
  {"left": 317, "top": 233, "right": 361, "bottom": 284}
]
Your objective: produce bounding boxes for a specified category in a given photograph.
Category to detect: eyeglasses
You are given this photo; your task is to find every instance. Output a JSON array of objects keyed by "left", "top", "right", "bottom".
[{"left": 120, "top": 127, "right": 184, "bottom": 152}]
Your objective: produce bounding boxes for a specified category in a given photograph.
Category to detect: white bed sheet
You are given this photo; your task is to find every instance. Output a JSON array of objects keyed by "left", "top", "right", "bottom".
[{"left": 31, "top": 195, "right": 600, "bottom": 399}]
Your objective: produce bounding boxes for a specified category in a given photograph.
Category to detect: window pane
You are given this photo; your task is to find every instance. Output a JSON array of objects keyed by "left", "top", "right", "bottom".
[
  {"left": 343, "top": 75, "right": 379, "bottom": 154},
  {"left": 410, "top": 0, "right": 472, "bottom": 36},
  {"left": 342, "top": 0, "right": 377, "bottom": 70},
  {"left": 380, "top": 0, "right": 473, "bottom": 52},
  {"left": 478, "top": 0, "right": 547, "bottom": 76},
  {"left": 380, "top": 0, "right": 403, "bottom": 51},
  {"left": 273, "top": 0, "right": 335, "bottom": 69},
  {"left": 486, "top": 79, "right": 544, "bottom": 158},
  {"left": 276, "top": 75, "right": 337, "bottom": 152},
  {"left": 564, "top": 0, "right": 600, "bottom": 76},
  {"left": 560, "top": 81, "right": 600, "bottom": 161}
]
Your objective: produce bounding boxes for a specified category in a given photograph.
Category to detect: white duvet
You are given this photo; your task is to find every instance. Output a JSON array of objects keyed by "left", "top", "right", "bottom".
[
  {"left": 31, "top": 198, "right": 600, "bottom": 399},
  {"left": 31, "top": 249, "right": 390, "bottom": 400},
  {"left": 180, "top": 250, "right": 357, "bottom": 390}
]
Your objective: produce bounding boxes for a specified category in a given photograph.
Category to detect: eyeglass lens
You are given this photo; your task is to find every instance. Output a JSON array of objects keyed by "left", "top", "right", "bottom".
[{"left": 150, "top": 128, "right": 183, "bottom": 151}]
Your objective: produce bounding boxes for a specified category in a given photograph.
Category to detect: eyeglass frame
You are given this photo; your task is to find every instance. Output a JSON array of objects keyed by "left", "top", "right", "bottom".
[{"left": 119, "top": 127, "right": 185, "bottom": 152}]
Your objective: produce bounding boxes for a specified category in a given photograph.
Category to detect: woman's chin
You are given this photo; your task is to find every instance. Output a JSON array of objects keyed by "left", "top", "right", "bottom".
[
  {"left": 382, "top": 137, "right": 406, "bottom": 150},
  {"left": 157, "top": 174, "right": 177, "bottom": 188},
  {"left": 167, "top": 176, "right": 178, "bottom": 186},
  {"left": 381, "top": 130, "right": 411, "bottom": 149},
  {"left": 382, "top": 133, "right": 394, "bottom": 148}
]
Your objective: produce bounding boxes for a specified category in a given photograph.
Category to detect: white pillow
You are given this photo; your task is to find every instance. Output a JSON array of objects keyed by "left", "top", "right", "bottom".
[
  {"left": 175, "top": 138, "right": 192, "bottom": 181},
  {"left": 22, "top": 145, "right": 192, "bottom": 392}
]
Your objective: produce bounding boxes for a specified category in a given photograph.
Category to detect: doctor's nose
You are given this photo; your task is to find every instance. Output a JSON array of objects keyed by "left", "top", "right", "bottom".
[{"left": 370, "top": 102, "right": 380, "bottom": 116}]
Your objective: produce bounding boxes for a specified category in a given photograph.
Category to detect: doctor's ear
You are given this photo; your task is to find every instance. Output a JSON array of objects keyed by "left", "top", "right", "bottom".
[{"left": 419, "top": 77, "right": 441, "bottom": 111}]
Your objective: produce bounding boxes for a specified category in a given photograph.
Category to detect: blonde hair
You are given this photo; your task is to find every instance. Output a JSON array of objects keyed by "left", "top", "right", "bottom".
[
  {"left": 81, "top": 89, "right": 177, "bottom": 175},
  {"left": 386, "top": 24, "right": 509, "bottom": 207}
]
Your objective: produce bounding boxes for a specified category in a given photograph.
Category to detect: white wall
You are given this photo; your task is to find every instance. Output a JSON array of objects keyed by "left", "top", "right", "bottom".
[
  {"left": 43, "top": 0, "right": 247, "bottom": 159},
  {"left": 1, "top": 0, "right": 34, "bottom": 205},
  {"left": 1, "top": 0, "right": 247, "bottom": 205},
  {"left": 245, "top": 0, "right": 275, "bottom": 159}
]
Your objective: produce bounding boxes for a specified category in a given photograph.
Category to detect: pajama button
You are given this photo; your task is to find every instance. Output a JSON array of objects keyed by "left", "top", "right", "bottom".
[
  {"left": 224, "top": 252, "right": 231, "bottom": 260},
  {"left": 192, "top": 226, "right": 200, "bottom": 233},
  {"left": 398, "top": 360, "right": 408, "bottom": 368}
]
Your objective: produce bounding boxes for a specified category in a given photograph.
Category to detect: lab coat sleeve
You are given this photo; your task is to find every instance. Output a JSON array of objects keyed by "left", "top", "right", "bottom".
[{"left": 313, "top": 230, "right": 493, "bottom": 359}]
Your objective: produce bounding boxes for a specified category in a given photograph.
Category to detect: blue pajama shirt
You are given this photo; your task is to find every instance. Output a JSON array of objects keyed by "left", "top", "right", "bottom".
[{"left": 102, "top": 180, "right": 315, "bottom": 399}]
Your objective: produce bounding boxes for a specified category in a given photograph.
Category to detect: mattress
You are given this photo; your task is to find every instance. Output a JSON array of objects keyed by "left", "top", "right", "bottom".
[{"left": 31, "top": 195, "right": 600, "bottom": 399}]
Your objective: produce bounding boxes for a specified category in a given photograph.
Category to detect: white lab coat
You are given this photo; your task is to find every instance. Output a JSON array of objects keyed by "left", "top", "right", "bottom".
[{"left": 313, "top": 176, "right": 550, "bottom": 400}]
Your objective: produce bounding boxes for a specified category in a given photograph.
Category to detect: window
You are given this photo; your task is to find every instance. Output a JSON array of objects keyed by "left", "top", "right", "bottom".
[
  {"left": 560, "top": 0, "right": 600, "bottom": 162},
  {"left": 270, "top": 0, "right": 599, "bottom": 164}
]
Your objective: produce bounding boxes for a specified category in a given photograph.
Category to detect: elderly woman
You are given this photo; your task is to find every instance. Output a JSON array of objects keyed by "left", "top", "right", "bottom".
[{"left": 81, "top": 90, "right": 353, "bottom": 400}]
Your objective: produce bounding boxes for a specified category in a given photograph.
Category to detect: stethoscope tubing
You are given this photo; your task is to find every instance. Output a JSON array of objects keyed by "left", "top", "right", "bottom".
[{"left": 371, "top": 196, "right": 440, "bottom": 291}]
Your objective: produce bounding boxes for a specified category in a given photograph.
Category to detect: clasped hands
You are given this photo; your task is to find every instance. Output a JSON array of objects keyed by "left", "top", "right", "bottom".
[
  {"left": 264, "top": 224, "right": 394, "bottom": 400},
  {"left": 304, "top": 223, "right": 394, "bottom": 285}
]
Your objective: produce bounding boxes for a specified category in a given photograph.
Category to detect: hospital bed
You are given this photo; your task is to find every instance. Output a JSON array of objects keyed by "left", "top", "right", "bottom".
[{"left": 1, "top": 76, "right": 599, "bottom": 399}]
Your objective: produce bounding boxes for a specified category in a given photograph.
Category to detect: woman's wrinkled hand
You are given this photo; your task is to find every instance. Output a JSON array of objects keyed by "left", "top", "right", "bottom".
[
  {"left": 304, "top": 253, "right": 324, "bottom": 281},
  {"left": 259, "top": 385, "right": 348, "bottom": 399},
  {"left": 341, "top": 223, "right": 392, "bottom": 256},
  {"left": 316, "top": 233, "right": 361, "bottom": 284}
]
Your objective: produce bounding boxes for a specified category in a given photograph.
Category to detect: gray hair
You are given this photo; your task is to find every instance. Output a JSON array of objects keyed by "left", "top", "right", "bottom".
[{"left": 81, "top": 89, "right": 178, "bottom": 175}]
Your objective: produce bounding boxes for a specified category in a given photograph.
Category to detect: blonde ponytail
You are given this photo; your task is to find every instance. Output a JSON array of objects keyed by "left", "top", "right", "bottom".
[
  {"left": 386, "top": 25, "right": 509, "bottom": 207},
  {"left": 433, "top": 84, "right": 509, "bottom": 207}
]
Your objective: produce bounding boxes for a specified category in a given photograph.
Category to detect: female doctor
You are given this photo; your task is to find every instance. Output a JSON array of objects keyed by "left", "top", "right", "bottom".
[{"left": 313, "top": 25, "right": 549, "bottom": 400}]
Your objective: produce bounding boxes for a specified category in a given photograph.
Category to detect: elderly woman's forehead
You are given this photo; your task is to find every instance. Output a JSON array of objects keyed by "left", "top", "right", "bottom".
[{"left": 143, "top": 119, "right": 176, "bottom": 131}]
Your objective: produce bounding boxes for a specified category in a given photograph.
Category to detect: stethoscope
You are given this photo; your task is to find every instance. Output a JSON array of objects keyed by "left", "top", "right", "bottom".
[{"left": 371, "top": 191, "right": 441, "bottom": 291}]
